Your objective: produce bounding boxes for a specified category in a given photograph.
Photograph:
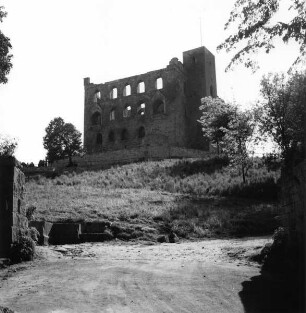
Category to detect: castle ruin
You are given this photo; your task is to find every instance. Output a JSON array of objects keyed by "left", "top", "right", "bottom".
[
  {"left": 84, "top": 46, "right": 216, "bottom": 153},
  {"left": 55, "top": 46, "right": 217, "bottom": 169}
]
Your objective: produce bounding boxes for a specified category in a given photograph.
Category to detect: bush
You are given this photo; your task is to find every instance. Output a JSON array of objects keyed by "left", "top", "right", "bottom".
[
  {"left": 27, "top": 227, "right": 40, "bottom": 243},
  {"left": 0, "top": 306, "right": 15, "bottom": 313},
  {"left": 263, "top": 153, "right": 282, "bottom": 171},
  {"left": 220, "top": 176, "right": 279, "bottom": 201},
  {"left": 10, "top": 235, "right": 35, "bottom": 264},
  {"left": 26, "top": 205, "right": 36, "bottom": 220},
  {"left": 170, "top": 156, "right": 230, "bottom": 178}
]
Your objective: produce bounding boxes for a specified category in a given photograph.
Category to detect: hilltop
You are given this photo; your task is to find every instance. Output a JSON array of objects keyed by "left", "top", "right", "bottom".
[{"left": 25, "top": 157, "right": 280, "bottom": 241}]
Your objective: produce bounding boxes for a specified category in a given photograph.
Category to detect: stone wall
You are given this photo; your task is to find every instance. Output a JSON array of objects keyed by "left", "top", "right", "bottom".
[
  {"left": 0, "top": 157, "right": 28, "bottom": 258},
  {"left": 281, "top": 160, "right": 306, "bottom": 247},
  {"left": 53, "top": 146, "right": 212, "bottom": 171},
  {"left": 83, "top": 46, "right": 217, "bottom": 158}
]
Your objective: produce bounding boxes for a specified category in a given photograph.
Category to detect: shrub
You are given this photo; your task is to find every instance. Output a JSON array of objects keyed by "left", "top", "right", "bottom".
[
  {"left": 220, "top": 176, "right": 279, "bottom": 201},
  {"left": 263, "top": 153, "right": 282, "bottom": 171},
  {"left": 27, "top": 227, "right": 40, "bottom": 243},
  {"left": 10, "top": 235, "right": 35, "bottom": 264},
  {"left": 0, "top": 306, "right": 15, "bottom": 313},
  {"left": 261, "top": 227, "right": 290, "bottom": 273},
  {"left": 26, "top": 205, "right": 36, "bottom": 220},
  {"left": 170, "top": 156, "right": 229, "bottom": 178}
]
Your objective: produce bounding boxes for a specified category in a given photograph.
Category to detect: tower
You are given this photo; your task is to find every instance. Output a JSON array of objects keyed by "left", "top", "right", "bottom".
[{"left": 183, "top": 46, "right": 217, "bottom": 149}]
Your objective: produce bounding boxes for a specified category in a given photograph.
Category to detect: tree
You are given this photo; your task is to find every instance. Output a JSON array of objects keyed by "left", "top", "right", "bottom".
[
  {"left": 0, "top": 134, "right": 17, "bottom": 156},
  {"left": 199, "top": 98, "right": 256, "bottom": 183},
  {"left": 0, "top": 6, "right": 13, "bottom": 84},
  {"left": 256, "top": 71, "right": 305, "bottom": 162},
  {"left": 38, "top": 159, "right": 46, "bottom": 167},
  {"left": 43, "top": 117, "right": 82, "bottom": 165},
  {"left": 222, "top": 109, "right": 256, "bottom": 183},
  {"left": 218, "top": 0, "right": 306, "bottom": 71},
  {"left": 198, "top": 97, "right": 235, "bottom": 155}
]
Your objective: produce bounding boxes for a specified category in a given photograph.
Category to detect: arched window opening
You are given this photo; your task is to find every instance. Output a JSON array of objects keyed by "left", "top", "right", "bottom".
[
  {"left": 153, "top": 99, "right": 165, "bottom": 115},
  {"left": 121, "top": 129, "right": 129, "bottom": 141},
  {"left": 123, "top": 84, "right": 131, "bottom": 96},
  {"left": 108, "top": 131, "right": 115, "bottom": 142},
  {"left": 110, "top": 87, "right": 117, "bottom": 99},
  {"left": 210, "top": 85, "right": 214, "bottom": 97},
  {"left": 123, "top": 104, "right": 131, "bottom": 118},
  {"left": 110, "top": 108, "right": 115, "bottom": 121},
  {"left": 155, "top": 78, "right": 163, "bottom": 90},
  {"left": 91, "top": 112, "right": 101, "bottom": 125},
  {"left": 138, "top": 126, "right": 145, "bottom": 139},
  {"left": 137, "top": 102, "right": 145, "bottom": 116},
  {"left": 137, "top": 81, "right": 145, "bottom": 93},
  {"left": 93, "top": 90, "right": 101, "bottom": 103},
  {"left": 96, "top": 133, "right": 102, "bottom": 145}
]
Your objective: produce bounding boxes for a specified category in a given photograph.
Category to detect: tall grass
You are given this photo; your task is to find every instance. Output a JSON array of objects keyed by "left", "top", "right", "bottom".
[
  {"left": 32, "top": 157, "right": 279, "bottom": 200},
  {"left": 25, "top": 157, "right": 281, "bottom": 238}
]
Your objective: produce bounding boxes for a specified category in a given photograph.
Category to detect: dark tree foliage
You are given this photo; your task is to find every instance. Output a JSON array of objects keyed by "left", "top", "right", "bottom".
[
  {"left": 43, "top": 117, "right": 82, "bottom": 165},
  {"left": 199, "top": 97, "right": 256, "bottom": 183},
  {"left": 0, "top": 6, "right": 13, "bottom": 84},
  {"left": 199, "top": 97, "right": 235, "bottom": 155},
  {"left": 0, "top": 134, "right": 17, "bottom": 156},
  {"left": 257, "top": 72, "right": 305, "bottom": 162},
  {"left": 218, "top": 0, "right": 306, "bottom": 71},
  {"left": 38, "top": 159, "right": 46, "bottom": 167}
]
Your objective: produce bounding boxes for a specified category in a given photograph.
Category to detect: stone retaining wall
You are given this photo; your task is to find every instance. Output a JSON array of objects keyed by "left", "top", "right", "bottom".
[
  {"left": 281, "top": 160, "right": 306, "bottom": 247},
  {"left": 53, "top": 146, "right": 212, "bottom": 171},
  {"left": 0, "top": 157, "right": 28, "bottom": 258}
]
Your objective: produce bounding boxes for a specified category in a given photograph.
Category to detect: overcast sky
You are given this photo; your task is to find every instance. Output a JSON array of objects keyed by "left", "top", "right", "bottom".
[{"left": 0, "top": 0, "right": 300, "bottom": 163}]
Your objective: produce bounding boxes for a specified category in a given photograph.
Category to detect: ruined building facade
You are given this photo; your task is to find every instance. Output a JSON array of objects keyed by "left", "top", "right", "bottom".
[{"left": 83, "top": 46, "right": 217, "bottom": 157}]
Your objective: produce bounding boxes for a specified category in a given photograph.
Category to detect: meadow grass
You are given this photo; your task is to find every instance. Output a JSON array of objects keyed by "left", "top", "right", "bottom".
[{"left": 26, "top": 157, "right": 281, "bottom": 239}]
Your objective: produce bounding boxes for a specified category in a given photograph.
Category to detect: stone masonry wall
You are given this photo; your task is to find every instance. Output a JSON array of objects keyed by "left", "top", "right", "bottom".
[
  {"left": 84, "top": 58, "right": 187, "bottom": 154},
  {"left": 281, "top": 160, "right": 306, "bottom": 247},
  {"left": 53, "top": 146, "right": 212, "bottom": 171},
  {"left": 83, "top": 46, "right": 217, "bottom": 160},
  {"left": 0, "top": 157, "right": 28, "bottom": 258}
]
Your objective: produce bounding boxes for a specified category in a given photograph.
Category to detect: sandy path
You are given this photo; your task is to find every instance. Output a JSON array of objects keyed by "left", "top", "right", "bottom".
[{"left": 0, "top": 237, "right": 271, "bottom": 313}]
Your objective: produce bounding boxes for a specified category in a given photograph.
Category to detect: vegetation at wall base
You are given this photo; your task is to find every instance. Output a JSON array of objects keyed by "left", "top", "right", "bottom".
[
  {"left": 0, "top": 306, "right": 15, "bottom": 313},
  {"left": 9, "top": 235, "right": 35, "bottom": 264},
  {"left": 26, "top": 157, "right": 281, "bottom": 240}
]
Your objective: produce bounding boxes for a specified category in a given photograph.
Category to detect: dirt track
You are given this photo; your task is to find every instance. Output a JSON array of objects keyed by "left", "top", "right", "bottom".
[{"left": 0, "top": 237, "right": 271, "bottom": 313}]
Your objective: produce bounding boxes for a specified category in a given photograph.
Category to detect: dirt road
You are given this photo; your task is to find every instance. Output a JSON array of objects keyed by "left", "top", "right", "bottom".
[{"left": 0, "top": 237, "right": 270, "bottom": 313}]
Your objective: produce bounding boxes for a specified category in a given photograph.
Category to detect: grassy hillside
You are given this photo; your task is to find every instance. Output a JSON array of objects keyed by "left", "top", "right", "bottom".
[{"left": 26, "top": 157, "right": 281, "bottom": 240}]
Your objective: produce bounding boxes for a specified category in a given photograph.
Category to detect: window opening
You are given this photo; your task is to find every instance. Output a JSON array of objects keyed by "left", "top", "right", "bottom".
[
  {"left": 155, "top": 78, "right": 163, "bottom": 90},
  {"left": 123, "top": 84, "right": 131, "bottom": 96},
  {"left": 93, "top": 90, "right": 101, "bottom": 103},
  {"left": 123, "top": 104, "right": 131, "bottom": 118},
  {"left": 138, "top": 126, "right": 145, "bottom": 138},
  {"left": 121, "top": 129, "right": 129, "bottom": 141},
  {"left": 110, "top": 87, "right": 117, "bottom": 99},
  {"left": 153, "top": 99, "right": 165, "bottom": 115},
  {"left": 91, "top": 112, "right": 101, "bottom": 125},
  {"left": 110, "top": 109, "right": 115, "bottom": 121},
  {"left": 137, "top": 81, "right": 145, "bottom": 93},
  {"left": 137, "top": 102, "right": 145, "bottom": 116}
]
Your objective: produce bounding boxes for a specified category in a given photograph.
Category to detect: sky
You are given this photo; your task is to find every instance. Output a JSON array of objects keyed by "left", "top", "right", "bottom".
[{"left": 0, "top": 0, "right": 300, "bottom": 164}]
